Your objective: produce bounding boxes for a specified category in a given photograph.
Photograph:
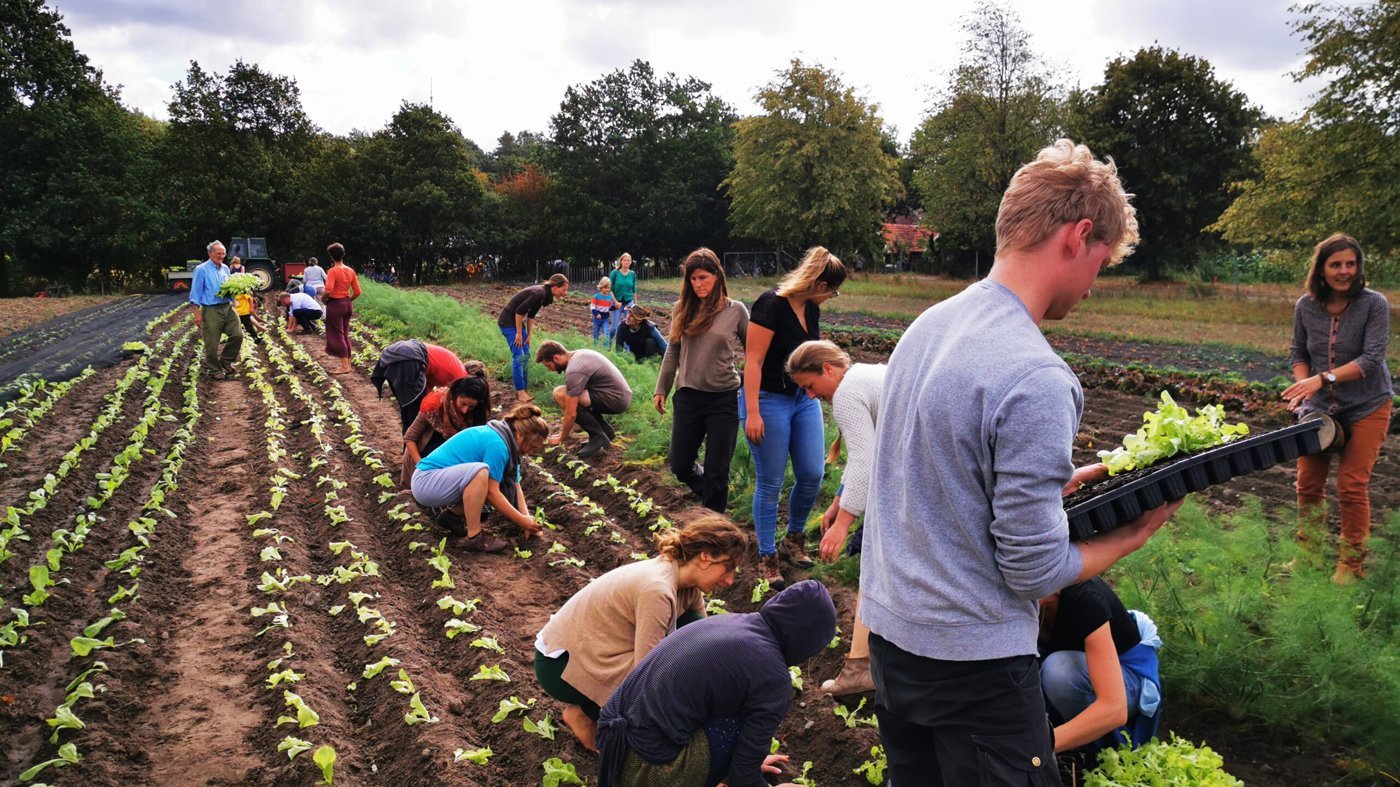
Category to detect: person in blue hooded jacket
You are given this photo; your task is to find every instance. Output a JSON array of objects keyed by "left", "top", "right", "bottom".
[{"left": 595, "top": 579, "right": 837, "bottom": 787}]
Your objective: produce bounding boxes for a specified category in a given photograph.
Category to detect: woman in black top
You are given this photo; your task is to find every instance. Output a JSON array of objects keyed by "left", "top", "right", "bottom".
[
  {"left": 498, "top": 273, "right": 569, "bottom": 402},
  {"left": 741, "top": 247, "right": 846, "bottom": 587},
  {"left": 1038, "top": 577, "right": 1162, "bottom": 753}
]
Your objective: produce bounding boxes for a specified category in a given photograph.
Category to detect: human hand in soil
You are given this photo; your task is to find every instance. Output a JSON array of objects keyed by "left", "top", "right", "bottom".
[
  {"left": 1063, "top": 463, "right": 1109, "bottom": 497},
  {"left": 745, "top": 412, "right": 765, "bottom": 443},
  {"left": 1281, "top": 376, "right": 1323, "bottom": 411},
  {"left": 653, "top": 393, "right": 666, "bottom": 415}
]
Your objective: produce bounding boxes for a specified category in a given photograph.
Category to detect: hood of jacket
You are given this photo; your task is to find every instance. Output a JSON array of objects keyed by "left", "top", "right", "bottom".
[{"left": 759, "top": 579, "right": 837, "bottom": 666}]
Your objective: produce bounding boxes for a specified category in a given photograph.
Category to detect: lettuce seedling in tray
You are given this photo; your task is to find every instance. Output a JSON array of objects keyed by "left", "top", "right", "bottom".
[{"left": 1063, "top": 394, "right": 1323, "bottom": 540}]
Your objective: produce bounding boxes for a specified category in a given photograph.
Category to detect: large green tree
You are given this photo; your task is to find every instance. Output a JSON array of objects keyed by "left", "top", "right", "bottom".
[
  {"left": 909, "top": 2, "right": 1063, "bottom": 272},
  {"left": 1068, "top": 47, "right": 1263, "bottom": 280},
  {"left": 157, "top": 60, "right": 318, "bottom": 264},
  {"left": 548, "top": 60, "right": 736, "bottom": 263},
  {"left": 725, "top": 59, "right": 898, "bottom": 260},
  {"left": 0, "top": 0, "right": 162, "bottom": 294},
  {"left": 1215, "top": 1, "right": 1400, "bottom": 254}
]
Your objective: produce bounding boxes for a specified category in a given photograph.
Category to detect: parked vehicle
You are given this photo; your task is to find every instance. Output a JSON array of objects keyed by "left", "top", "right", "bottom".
[{"left": 166, "top": 236, "right": 304, "bottom": 292}]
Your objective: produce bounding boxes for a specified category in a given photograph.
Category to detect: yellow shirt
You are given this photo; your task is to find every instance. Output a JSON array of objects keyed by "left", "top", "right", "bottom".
[{"left": 233, "top": 293, "right": 254, "bottom": 317}]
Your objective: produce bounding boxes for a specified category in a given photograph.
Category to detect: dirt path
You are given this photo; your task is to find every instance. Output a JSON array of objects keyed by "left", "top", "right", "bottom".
[{"left": 141, "top": 384, "right": 265, "bottom": 785}]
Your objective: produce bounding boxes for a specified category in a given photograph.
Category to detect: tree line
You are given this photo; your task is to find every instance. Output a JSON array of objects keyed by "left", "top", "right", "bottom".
[{"left": 1, "top": 0, "right": 1395, "bottom": 296}]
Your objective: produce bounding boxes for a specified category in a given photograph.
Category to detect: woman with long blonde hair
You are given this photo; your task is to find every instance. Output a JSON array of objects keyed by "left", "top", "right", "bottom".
[
  {"left": 654, "top": 248, "right": 749, "bottom": 512},
  {"left": 742, "top": 246, "right": 846, "bottom": 587}
]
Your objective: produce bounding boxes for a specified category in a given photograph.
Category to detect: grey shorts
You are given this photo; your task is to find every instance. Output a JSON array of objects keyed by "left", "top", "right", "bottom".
[{"left": 411, "top": 463, "right": 489, "bottom": 508}]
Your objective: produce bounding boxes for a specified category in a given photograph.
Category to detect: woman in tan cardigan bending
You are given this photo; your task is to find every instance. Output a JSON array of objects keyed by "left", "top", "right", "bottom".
[{"left": 534, "top": 512, "right": 748, "bottom": 751}]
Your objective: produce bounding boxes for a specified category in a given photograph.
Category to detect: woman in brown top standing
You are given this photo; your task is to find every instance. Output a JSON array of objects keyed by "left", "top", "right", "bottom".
[
  {"left": 1283, "top": 233, "right": 1393, "bottom": 584},
  {"left": 655, "top": 249, "right": 749, "bottom": 513},
  {"left": 533, "top": 512, "right": 746, "bottom": 751},
  {"left": 322, "top": 242, "right": 362, "bottom": 374}
]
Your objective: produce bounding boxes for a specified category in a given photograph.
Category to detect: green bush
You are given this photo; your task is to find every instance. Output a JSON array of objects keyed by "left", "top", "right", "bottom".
[
  {"left": 1109, "top": 499, "right": 1400, "bottom": 772},
  {"left": 1085, "top": 734, "right": 1242, "bottom": 786}
]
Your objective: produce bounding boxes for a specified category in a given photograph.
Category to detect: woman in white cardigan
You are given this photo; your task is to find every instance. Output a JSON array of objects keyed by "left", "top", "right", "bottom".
[{"left": 786, "top": 340, "right": 885, "bottom": 697}]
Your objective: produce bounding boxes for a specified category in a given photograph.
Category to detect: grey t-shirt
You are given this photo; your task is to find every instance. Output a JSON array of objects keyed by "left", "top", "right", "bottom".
[{"left": 565, "top": 349, "right": 634, "bottom": 414}]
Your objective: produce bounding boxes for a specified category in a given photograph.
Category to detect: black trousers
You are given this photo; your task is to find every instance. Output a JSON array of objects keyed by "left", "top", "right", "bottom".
[
  {"left": 869, "top": 632, "right": 1060, "bottom": 786},
  {"left": 291, "top": 308, "right": 322, "bottom": 332},
  {"left": 668, "top": 387, "right": 739, "bottom": 513}
]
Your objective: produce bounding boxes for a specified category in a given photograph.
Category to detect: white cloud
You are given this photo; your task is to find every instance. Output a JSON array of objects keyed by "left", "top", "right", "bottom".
[{"left": 53, "top": 0, "right": 1329, "bottom": 148}]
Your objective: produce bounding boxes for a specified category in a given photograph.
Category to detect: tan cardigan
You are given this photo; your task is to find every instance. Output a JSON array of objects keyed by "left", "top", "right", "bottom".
[{"left": 537, "top": 558, "right": 704, "bottom": 707}]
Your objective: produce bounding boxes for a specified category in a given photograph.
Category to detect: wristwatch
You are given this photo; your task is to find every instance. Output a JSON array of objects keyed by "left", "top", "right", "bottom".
[{"left": 1323, "top": 371, "right": 1338, "bottom": 384}]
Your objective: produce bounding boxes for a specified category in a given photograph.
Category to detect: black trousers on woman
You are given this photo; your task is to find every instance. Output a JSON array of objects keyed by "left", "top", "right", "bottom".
[{"left": 668, "top": 387, "right": 739, "bottom": 513}]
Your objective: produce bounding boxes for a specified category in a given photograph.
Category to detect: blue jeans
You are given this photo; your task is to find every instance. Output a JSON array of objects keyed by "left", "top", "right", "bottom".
[
  {"left": 592, "top": 312, "right": 611, "bottom": 344},
  {"left": 741, "top": 390, "right": 824, "bottom": 555},
  {"left": 500, "top": 327, "right": 530, "bottom": 391},
  {"left": 1041, "top": 649, "right": 1145, "bottom": 727}
]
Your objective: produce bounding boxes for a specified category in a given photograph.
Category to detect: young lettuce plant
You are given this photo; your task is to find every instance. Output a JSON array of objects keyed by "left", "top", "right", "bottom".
[
  {"left": 404, "top": 692, "right": 439, "bottom": 725},
  {"left": 454, "top": 747, "right": 492, "bottom": 764},
  {"left": 471, "top": 664, "right": 510, "bottom": 682},
  {"left": 523, "top": 712, "right": 557, "bottom": 740},
  {"left": 542, "top": 758, "right": 585, "bottom": 787},
  {"left": 492, "top": 696, "right": 536, "bottom": 723}
]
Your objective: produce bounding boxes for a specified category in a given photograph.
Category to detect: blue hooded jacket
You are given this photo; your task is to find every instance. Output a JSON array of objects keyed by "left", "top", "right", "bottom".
[{"left": 596, "top": 580, "right": 837, "bottom": 787}]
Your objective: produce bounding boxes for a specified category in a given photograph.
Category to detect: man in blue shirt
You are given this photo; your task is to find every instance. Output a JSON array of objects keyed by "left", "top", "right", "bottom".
[{"left": 189, "top": 240, "right": 244, "bottom": 379}]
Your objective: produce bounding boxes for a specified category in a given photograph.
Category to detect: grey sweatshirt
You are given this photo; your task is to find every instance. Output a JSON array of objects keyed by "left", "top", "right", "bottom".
[
  {"left": 655, "top": 300, "right": 749, "bottom": 395},
  {"left": 861, "top": 280, "right": 1084, "bottom": 661}
]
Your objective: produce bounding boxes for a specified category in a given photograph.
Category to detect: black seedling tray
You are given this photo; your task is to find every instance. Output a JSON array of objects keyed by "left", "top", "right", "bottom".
[{"left": 1065, "top": 419, "right": 1323, "bottom": 541}]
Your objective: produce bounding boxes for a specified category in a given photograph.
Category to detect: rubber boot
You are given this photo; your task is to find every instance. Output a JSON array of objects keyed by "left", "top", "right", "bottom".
[{"left": 574, "top": 407, "right": 611, "bottom": 458}]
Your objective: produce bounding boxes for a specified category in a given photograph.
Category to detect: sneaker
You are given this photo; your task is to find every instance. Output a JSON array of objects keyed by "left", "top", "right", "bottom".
[
  {"left": 461, "top": 530, "right": 509, "bottom": 553},
  {"left": 781, "top": 530, "right": 815, "bottom": 569},
  {"left": 821, "top": 657, "right": 875, "bottom": 697},
  {"left": 758, "top": 553, "right": 786, "bottom": 591},
  {"left": 435, "top": 509, "right": 467, "bottom": 538}
]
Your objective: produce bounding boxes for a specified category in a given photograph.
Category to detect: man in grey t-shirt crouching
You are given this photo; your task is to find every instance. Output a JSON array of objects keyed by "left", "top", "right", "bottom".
[{"left": 537, "top": 341, "right": 634, "bottom": 458}]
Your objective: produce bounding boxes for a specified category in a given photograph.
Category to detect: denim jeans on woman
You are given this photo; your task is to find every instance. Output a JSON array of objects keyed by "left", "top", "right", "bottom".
[
  {"left": 741, "top": 390, "right": 824, "bottom": 556},
  {"left": 499, "top": 327, "right": 530, "bottom": 391}
]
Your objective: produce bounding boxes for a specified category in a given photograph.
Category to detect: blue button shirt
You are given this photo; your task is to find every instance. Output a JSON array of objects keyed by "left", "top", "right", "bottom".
[{"left": 189, "top": 259, "right": 231, "bottom": 306}]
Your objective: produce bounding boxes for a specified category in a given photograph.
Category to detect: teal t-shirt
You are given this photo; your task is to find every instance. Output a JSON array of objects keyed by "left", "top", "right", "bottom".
[
  {"left": 609, "top": 269, "right": 637, "bottom": 303},
  {"left": 416, "top": 424, "right": 512, "bottom": 481}
]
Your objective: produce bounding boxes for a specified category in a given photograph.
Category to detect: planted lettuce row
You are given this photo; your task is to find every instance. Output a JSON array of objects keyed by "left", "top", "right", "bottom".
[
  {"left": 0, "top": 367, "right": 98, "bottom": 464},
  {"left": 12, "top": 349, "right": 205, "bottom": 782},
  {"left": 0, "top": 326, "right": 195, "bottom": 665},
  {"left": 0, "top": 317, "right": 188, "bottom": 573}
]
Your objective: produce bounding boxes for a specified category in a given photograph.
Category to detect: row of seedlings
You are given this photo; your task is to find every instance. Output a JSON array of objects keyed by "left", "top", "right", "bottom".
[
  {"left": 0, "top": 368, "right": 98, "bottom": 462},
  {"left": 15, "top": 337, "right": 205, "bottom": 783},
  {"left": 0, "top": 320, "right": 193, "bottom": 662}
]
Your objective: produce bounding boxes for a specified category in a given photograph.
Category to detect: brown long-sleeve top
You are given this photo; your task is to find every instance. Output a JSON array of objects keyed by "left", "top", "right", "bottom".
[{"left": 536, "top": 557, "right": 703, "bottom": 707}]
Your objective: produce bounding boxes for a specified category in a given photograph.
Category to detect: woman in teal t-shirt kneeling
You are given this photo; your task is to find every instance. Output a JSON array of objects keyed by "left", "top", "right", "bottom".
[{"left": 411, "top": 403, "right": 549, "bottom": 552}]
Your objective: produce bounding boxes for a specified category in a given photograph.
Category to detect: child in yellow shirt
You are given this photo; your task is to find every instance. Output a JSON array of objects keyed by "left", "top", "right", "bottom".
[{"left": 233, "top": 292, "right": 264, "bottom": 344}]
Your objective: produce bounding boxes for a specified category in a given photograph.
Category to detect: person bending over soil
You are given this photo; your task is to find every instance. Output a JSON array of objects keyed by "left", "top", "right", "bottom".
[
  {"left": 371, "top": 339, "right": 474, "bottom": 430},
  {"left": 498, "top": 274, "right": 569, "bottom": 402},
  {"left": 786, "top": 339, "right": 883, "bottom": 698},
  {"left": 409, "top": 403, "right": 548, "bottom": 552},
  {"left": 614, "top": 305, "right": 668, "bottom": 362},
  {"left": 1038, "top": 577, "right": 1163, "bottom": 755},
  {"left": 596, "top": 580, "right": 836, "bottom": 787},
  {"left": 537, "top": 340, "right": 634, "bottom": 458},
  {"left": 280, "top": 291, "right": 323, "bottom": 334},
  {"left": 400, "top": 375, "right": 491, "bottom": 488},
  {"left": 534, "top": 511, "right": 747, "bottom": 752}
]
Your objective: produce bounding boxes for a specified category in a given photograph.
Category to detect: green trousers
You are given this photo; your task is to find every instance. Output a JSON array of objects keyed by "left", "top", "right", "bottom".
[{"left": 200, "top": 303, "right": 244, "bottom": 370}]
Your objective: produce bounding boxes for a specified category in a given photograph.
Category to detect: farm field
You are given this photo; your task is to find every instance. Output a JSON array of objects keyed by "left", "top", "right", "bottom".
[
  {"left": 0, "top": 296, "right": 123, "bottom": 341},
  {"left": 0, "top": 281, "right": 1395, "bottom": 785}
]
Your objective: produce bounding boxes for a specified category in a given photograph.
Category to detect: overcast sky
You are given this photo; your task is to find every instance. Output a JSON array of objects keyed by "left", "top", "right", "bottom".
[{"left": 52, "top": 0, "right": 1329, "bottom": 149}]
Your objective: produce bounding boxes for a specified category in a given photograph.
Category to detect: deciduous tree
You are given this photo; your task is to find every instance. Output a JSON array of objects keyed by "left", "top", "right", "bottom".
[
  {"left": 909, "top": 2, "right": 1063, "bottom": 272},
  {"left": 725, "top": 59, "right": 898, "bottom": 261},
  {"left": 1068, "top": 47, "right": 1263, "bottom": 280}
]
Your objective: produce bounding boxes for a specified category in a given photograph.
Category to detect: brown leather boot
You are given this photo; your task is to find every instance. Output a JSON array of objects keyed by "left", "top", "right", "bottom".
[
  {"left": 821, "top": 657, "right": 875, "bottom": 697},
  {"left": 781, "top": 530, "right": 814, "bottom": 569},
  {"left": 758, "top": 553, "right": 786, "bottom": 591}
]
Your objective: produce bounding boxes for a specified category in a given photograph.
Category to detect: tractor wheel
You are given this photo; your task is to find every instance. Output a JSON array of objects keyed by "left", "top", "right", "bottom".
[{"left": 246, "top": 262, "right": 276, "bottom": 292}]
